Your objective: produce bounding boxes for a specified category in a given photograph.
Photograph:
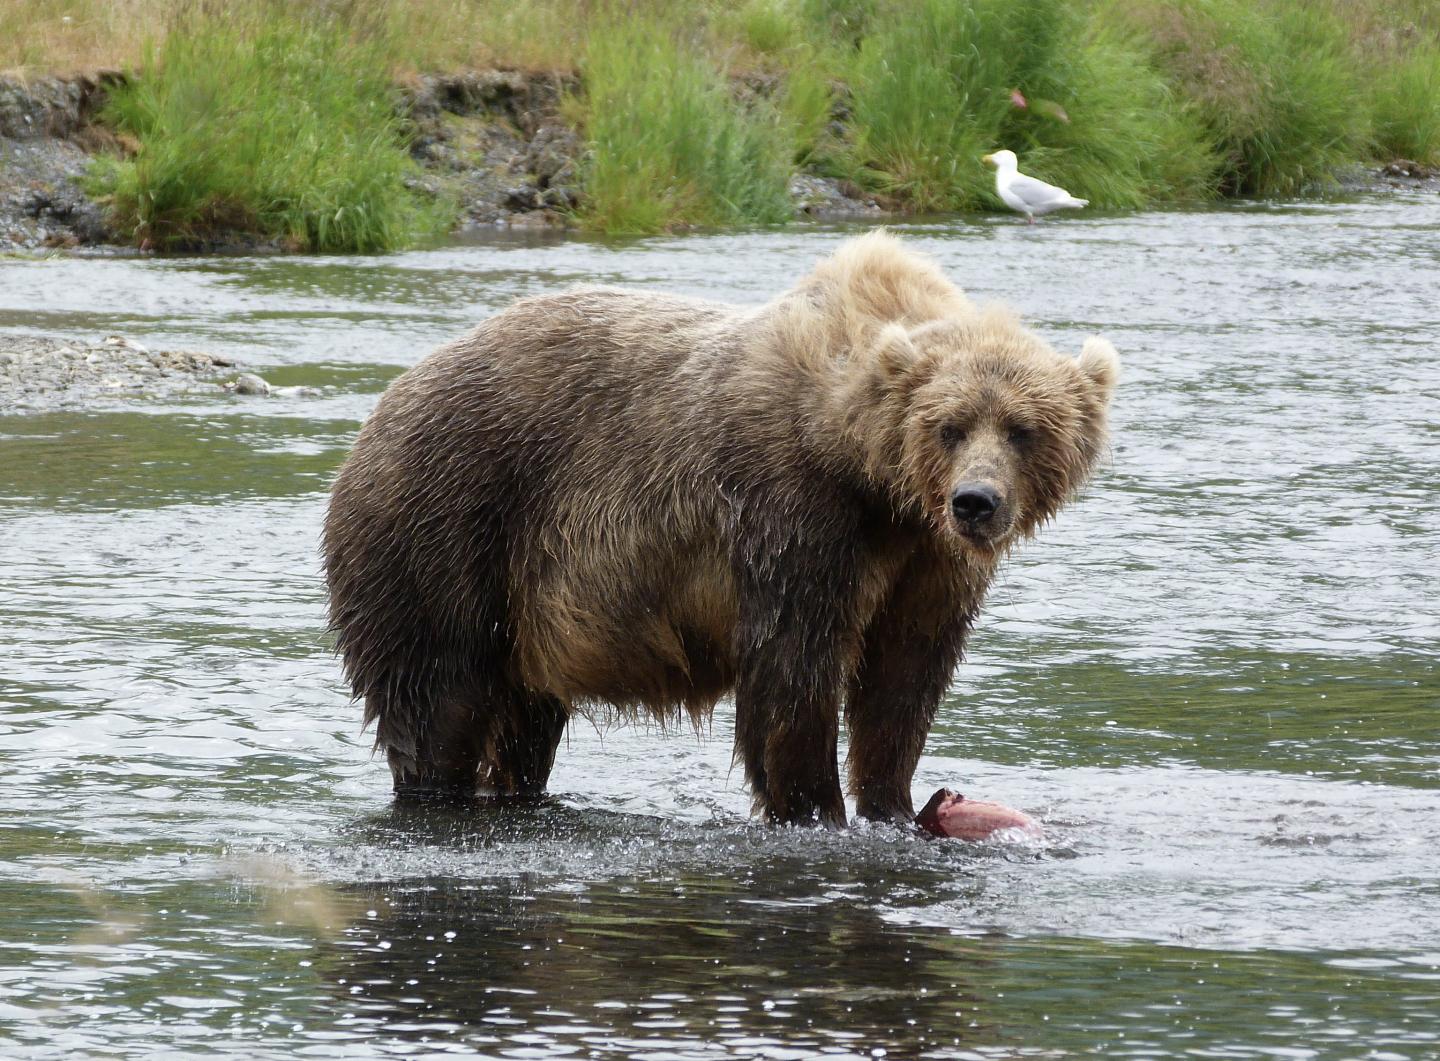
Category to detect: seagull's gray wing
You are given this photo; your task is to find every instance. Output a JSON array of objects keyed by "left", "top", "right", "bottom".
[{"left": 1008, "top": 172, "right": 1078, "bottom": 209}]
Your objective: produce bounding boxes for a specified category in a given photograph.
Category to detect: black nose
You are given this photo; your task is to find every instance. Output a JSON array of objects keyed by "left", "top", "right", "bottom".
[{"left": 951, "top": 483, "right": 1001, "bottom": 525}]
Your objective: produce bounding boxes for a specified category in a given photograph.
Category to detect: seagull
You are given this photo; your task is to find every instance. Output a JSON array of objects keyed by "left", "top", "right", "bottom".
[{"left": 981, "top": 149, "right": 1088, "bottom": 223}]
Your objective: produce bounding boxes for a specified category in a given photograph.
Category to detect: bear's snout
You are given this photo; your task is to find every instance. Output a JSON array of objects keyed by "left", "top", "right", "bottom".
[{"left": 950, "top": 482, "right": 1003, "bottom": 530}]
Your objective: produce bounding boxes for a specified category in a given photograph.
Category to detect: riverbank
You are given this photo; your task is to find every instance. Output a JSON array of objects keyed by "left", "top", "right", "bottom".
[
  {"left": 0, "top": 68, "right": 884, "bottom": 252},
  {"left": 3, "top": 69, "right": 1434, "bottom": 255},
  {"left": 2, "top": 0, "right": 1438, "bottom": 251}
]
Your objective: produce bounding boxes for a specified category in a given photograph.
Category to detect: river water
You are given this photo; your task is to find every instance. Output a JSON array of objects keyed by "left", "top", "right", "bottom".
[{"left": 2, "top": 196, "right": 1438, "bottom": 1059}]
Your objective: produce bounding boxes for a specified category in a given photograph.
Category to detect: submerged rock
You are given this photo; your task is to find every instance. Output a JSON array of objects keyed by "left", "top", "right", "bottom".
[
  {"left": 222, "top": 372, "right": 321, "bottom": 399},
  {"left": 226, "top": 372, "right": 272, "bottom": 396}
]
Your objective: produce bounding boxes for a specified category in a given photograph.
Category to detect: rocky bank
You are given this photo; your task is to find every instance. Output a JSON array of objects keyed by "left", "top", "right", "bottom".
[
  {"left": 0, "top": 74, "right": 117, "bottom": 248},
  {"left": 0, "top": 69, "right": 883, "bottom": 253}
]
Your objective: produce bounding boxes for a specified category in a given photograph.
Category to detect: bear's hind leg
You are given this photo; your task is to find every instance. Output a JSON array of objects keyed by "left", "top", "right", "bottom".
[
  {"left": 477, "top": 690, "right": 570, "bottom": 797},
  {"left": 375, "top": 692, "right": 485, "bottom": 800}
]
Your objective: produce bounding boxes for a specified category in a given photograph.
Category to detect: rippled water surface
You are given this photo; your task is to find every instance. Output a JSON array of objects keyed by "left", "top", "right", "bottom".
[{"left": 2, "top": 197, "right": 1439, "bottom": 1059}]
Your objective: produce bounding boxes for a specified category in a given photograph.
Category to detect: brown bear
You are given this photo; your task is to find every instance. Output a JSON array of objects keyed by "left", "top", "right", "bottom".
[{"left": 323, "top": 230, "right": 1118, "bottom": 827}]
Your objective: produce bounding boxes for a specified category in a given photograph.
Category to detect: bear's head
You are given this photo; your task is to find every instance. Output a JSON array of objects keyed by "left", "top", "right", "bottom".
[{"left": 842, "top": 307, "right": 1119, "bottom": 555}]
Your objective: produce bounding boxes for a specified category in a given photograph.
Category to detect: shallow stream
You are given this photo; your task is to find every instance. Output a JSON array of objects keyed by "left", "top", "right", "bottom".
[{"left": 2, "top": 197, "right": 1438, "bottom": 1059}]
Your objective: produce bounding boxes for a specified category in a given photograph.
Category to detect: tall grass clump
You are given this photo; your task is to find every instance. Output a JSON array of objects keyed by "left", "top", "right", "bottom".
[
  {"left": 840, "top": 0, "right": 1216, "bottom": 211},
  {"left": 578, "top": 17, "right": 795, "bottom": 233},
  {"left": 730, "top": 0, "right": 806, "bottom": 55},
  {"left": 1003, "top": 29, "right": 1221, "bottom": 207},
  {"left": 1111, "top": 0, "right": 1370, "bottom": 194},
  {"left": 90, "top": 2, "right": 437, "bottom": 251},
  {"left": 1336, "top": 0, "right": 1440, "bottom": 164},
  {"left": 1367, "top": 40, "right": 1440, "bottom": 163},
  {"left": 797, "top": 0, "right": 878, "bottom": 46},
  {"left": 716, "top": 0, "right": 838, "bottom": 168},
  {"left": 841, "top": 0, "right": 1017, "bottom": 211}
]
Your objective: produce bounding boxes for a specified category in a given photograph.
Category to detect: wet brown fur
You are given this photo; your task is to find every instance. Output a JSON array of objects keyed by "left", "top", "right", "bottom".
[{"left": 323, "top": 230, "right": 1119, "bottom": 825}]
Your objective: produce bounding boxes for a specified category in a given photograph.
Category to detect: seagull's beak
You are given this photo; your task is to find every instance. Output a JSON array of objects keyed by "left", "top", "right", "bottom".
[{"left": 981, "top": 153, "right": 995, "bottom": 166}]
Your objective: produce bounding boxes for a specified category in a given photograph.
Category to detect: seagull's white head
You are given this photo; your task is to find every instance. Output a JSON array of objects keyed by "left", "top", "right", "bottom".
[{"left": 982, "top": 149, "right": 1018, "bottom": 170}]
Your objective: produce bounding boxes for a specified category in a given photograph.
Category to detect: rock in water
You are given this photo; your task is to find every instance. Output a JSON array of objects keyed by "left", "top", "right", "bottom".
[
  {"left": 228, "top": 373, "right": 272, "bottom": 396},
  {"left": 915, "top": 788, "right": 1041, "bottom": 840}
]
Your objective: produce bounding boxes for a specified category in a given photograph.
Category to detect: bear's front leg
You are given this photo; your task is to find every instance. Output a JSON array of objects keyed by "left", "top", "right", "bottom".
[
  {"left": 732, "top": 508, "right": 859, "bottom": 828},
  {"left": 846, "top": 548, "right": 975, "bottom": 824}
]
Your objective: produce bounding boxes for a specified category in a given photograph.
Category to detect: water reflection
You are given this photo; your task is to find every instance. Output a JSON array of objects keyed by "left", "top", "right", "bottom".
[
  {"left": 320, "top": 863, "right": 1440, "bottom": 1060},
  {"left": 327, "top": 870, "right": 1003, "bottom": 1060}
]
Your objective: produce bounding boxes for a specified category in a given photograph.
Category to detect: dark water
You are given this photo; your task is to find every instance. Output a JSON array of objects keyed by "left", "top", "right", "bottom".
[{"left": 2, "top": 198, "right": 1438, "bottom": 1059}]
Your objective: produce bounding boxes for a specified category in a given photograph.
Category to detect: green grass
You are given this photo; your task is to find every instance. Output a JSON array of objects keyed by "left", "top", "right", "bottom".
[
  {"left": 88, "top": 2, "right": 440, "bottom": 252},
  {"left": 730, "top": 0, "right": 806, "bottom": 55},
  {"left": 1106, "top": 0, "right": 1373, "bottom": 195},
  {"left": 35, "top": 0, "right": 1440, "bottom": 244},
  {"left": 840, "top": 0, "right": 1013, "bottom": 211},
  {"left": 577, "top": 16, "right": 796, "bottom": 233},
  {"left": 835, "top": 0, "right": 1218, "bottom": 211},
  {"left": 830, "top": 0, "right": 1437, "bottom": 207},
  {"left": 1368, "top": 41, "right": 1440, "bottom": 163},
  {"left": 1006, "top": 29, "right": 1221, "bottom": 207}
]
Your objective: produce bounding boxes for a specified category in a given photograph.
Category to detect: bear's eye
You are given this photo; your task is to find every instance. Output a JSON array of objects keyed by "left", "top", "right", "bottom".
[
  {"left": 939, "top": 424, "right": 967, "bottom": 448},
  {"left": 1007, "top": 424, "right": 1034, "bottom": 446}
]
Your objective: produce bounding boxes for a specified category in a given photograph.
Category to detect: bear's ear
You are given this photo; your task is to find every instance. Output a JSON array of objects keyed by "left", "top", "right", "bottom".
[
  {"left": 873, "top": 322, "right": 922, "bottom": 383},
  {"left": 1078, "top": 336, "right": 1120, "bottom": 403}
]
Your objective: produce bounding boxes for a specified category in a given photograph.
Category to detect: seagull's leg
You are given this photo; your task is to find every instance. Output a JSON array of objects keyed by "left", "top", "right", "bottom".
[{"left": 1026, "top": 215, "right": 1035, "bottom": 225}]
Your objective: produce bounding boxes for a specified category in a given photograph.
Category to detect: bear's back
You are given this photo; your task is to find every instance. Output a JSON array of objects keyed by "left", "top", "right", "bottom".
[{"left": 423, "top": 286, "right": 746, "bottom": 397}]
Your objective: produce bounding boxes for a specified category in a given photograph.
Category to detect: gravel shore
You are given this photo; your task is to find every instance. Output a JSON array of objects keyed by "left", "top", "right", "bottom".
[{"left": 0, "top": 333, "right": 237, "bottom": 412}]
